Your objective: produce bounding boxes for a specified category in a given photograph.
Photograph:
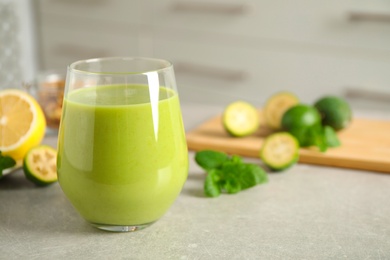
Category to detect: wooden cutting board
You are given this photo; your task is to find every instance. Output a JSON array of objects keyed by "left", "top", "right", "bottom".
[{"left": 186, "top": 111, "right": 390, "bottom": 173}]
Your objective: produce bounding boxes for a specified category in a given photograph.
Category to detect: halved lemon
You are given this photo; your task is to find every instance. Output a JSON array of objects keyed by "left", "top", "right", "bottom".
[{"left": 0, "top": 89, "right": 46, "bottom": 161}]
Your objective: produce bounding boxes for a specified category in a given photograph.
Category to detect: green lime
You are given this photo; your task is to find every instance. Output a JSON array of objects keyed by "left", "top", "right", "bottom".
[
  {"left": 314, "top": 96, "right": 352, "bottom": 131},
  {"left": 264, "top": 91, "right": 299, "bottom": 130},
  {"left": 260, "top": 132, "right": 299, "bottom": 171},
  {"left": 281, "top": 104, "right": 322, "bottom": 146},
  {"left": 222, "top": 101, "right": 260, "bottom": 137},
  {"left": 23, "top": 145, "right": 58, "bottom": 186}
]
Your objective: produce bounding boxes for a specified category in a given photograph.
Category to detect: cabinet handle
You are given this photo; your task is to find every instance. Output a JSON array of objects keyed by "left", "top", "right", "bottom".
[
  {"left": 172, "top": 2, "right": 248, "bottom": 15},
  {"left": 174, "top": 62, "right": 247, "bottom": 82},
  {"left": 52, "top": 44, "right": 109, "bottom": 59},
  {"left": 348, "top": 11, "right": 390, "bottom": 23},
  {"left": 52, "top": 0, "right": 108, "bottom": 4},
  {"left": 344, "top": 87, "right": 390, "bottom": 103}
]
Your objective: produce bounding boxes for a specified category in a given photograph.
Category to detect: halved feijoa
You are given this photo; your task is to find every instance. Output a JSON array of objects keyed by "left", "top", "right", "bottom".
[
  {"left": 264, "top": 92, "right": 299, "bottom": 130},
  {"left": 23, "top": 145, "right": 57, "bottom": 186},
  {"left": 260, "top": 132, "right": 300, "bottom": 171},
  {"left": 223, "top": 101, "right": 260, "bottom": 137}
]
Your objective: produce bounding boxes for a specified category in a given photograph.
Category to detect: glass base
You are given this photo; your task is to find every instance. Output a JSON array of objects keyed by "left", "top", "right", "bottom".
[{"left": 90, "top": 221, "right": 155, "bottom": 232}]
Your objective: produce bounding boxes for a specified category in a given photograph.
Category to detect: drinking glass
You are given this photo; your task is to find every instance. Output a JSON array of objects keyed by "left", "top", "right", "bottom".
[{"left": 57, "top": 57, "right": 188, "bottom": 232}]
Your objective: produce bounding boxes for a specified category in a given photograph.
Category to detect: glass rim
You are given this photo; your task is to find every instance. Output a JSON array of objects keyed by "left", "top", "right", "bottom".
[{"left": 68, "top": 57, "right": 173, "bottom": 75}]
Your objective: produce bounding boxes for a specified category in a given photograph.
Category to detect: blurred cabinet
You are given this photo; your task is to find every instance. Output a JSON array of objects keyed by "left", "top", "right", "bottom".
[
  {"left": 35, "top": 0, "right": 390, "bottom": 105},
  {"left": 36, "top": 0, "right": 148, "bottom": 71}
]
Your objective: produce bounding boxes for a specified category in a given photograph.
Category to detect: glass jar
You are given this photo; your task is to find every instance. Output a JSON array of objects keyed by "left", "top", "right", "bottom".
[{"left": 36, "top": 70, "right": 66, "bottom": 131}]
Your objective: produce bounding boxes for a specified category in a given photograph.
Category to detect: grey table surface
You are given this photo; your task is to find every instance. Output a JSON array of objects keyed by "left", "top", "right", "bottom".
[{"left": 1, "top": 103, "right": 390, "bottom": 260}]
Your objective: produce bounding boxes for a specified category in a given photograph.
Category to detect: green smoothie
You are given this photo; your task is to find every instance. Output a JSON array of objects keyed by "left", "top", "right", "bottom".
[{"left": 57, "top": 84, "right": 188, "bottom": 226}]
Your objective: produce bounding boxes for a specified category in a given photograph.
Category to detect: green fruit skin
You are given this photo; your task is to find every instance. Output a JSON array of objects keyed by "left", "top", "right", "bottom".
[
  {"left": 23, "top": 163, "right": 55, "bottom": 186},
  {"left": 281, "top": 104, "right": 321, "bottom": 146},
  {"left": 282, "top": 104, "right": 321, "bottom": 129},
  {"left": 266, "top": 155, "right": 299, "bottom": 172},
  {"left": 314, "top": 96, "right": 352, "bottom": 131}
]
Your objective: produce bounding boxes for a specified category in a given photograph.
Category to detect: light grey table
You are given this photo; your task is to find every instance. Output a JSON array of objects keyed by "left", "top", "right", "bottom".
[{"left": 1, "top": 103, "right": 390, "bottom": 260}]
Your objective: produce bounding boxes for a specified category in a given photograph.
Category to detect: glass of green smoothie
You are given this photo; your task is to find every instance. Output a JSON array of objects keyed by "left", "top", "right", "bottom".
[{"left": 57, "top": 57, "right": 188, "bottom": 232}]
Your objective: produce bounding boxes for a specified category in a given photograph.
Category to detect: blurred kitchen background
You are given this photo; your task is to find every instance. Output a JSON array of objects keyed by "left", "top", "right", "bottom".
[{"left": 1, "top": 0, "right": 390, "bottom": 113}]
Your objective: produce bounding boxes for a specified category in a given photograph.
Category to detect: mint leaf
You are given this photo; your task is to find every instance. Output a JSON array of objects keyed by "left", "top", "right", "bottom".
[
  {"left": 219, "top": 159, "right": 244, "bottom": 193},
  {"left": 223, "top": 178, "right": 241, "bottom": 194},
  {"left": 204, "top": 169, "right": 221, "bottom": 197},
  {"left": 287, "top": 123, "right": 331, "bottom": 152},
  {"left": 307, "top": 125, "right": 327, "bottom": 152},
  {"left": 0, "top": 151, "right": 16, "bottom": 177},
  {"left": 231, "top": 164, "right": 268, "bottom": 191},
  {"left": 195, "top": 150, "right": 229, "bottom": 171},
  {"left": 246, "top": 164, "right": 268, "bottom": 185},
  {"left": 195, "top": 150, "right": 269, "bottom": 197},
  {"left": 230, "top": 155, "right": 243, "bottom": 164},
  {"left": 304, "top": 124, "right": 341, "bottom": 151},
  {"left": 324, "top": 126, "right": 341, "bottom": 147}
]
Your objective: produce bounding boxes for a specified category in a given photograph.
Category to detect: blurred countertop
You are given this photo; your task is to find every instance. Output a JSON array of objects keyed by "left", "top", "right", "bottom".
[{"left": 1, "top": 102, "right": 390, "bottom": 259}]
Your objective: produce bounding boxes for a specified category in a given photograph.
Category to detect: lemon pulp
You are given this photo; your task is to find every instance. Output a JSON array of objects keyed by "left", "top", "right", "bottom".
[{"left": 0, "top": 89, "right": 46, "bottom": 160}]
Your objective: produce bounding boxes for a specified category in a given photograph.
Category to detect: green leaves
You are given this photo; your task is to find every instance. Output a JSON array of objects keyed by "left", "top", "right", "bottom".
[
  {"left": 0, "top": 151, "right": 16, "bottom": 178},
  {"left": 195, "top": 150, "right": 268, "bottom": 198},
  {"left": 195, "top": 150, "right": 229, "bottom": 171},
  {"left": 285, "top": 118, "right": 341, "bottom": 153},
  {"left": 204, "top": 169, "right": 221, "bottom": 197},
  {"left": 324, "top": 126, "right": 341, "bottom": 147},
  {"left": 305, "top": 124, "right": 341, "bottom": 152}
]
